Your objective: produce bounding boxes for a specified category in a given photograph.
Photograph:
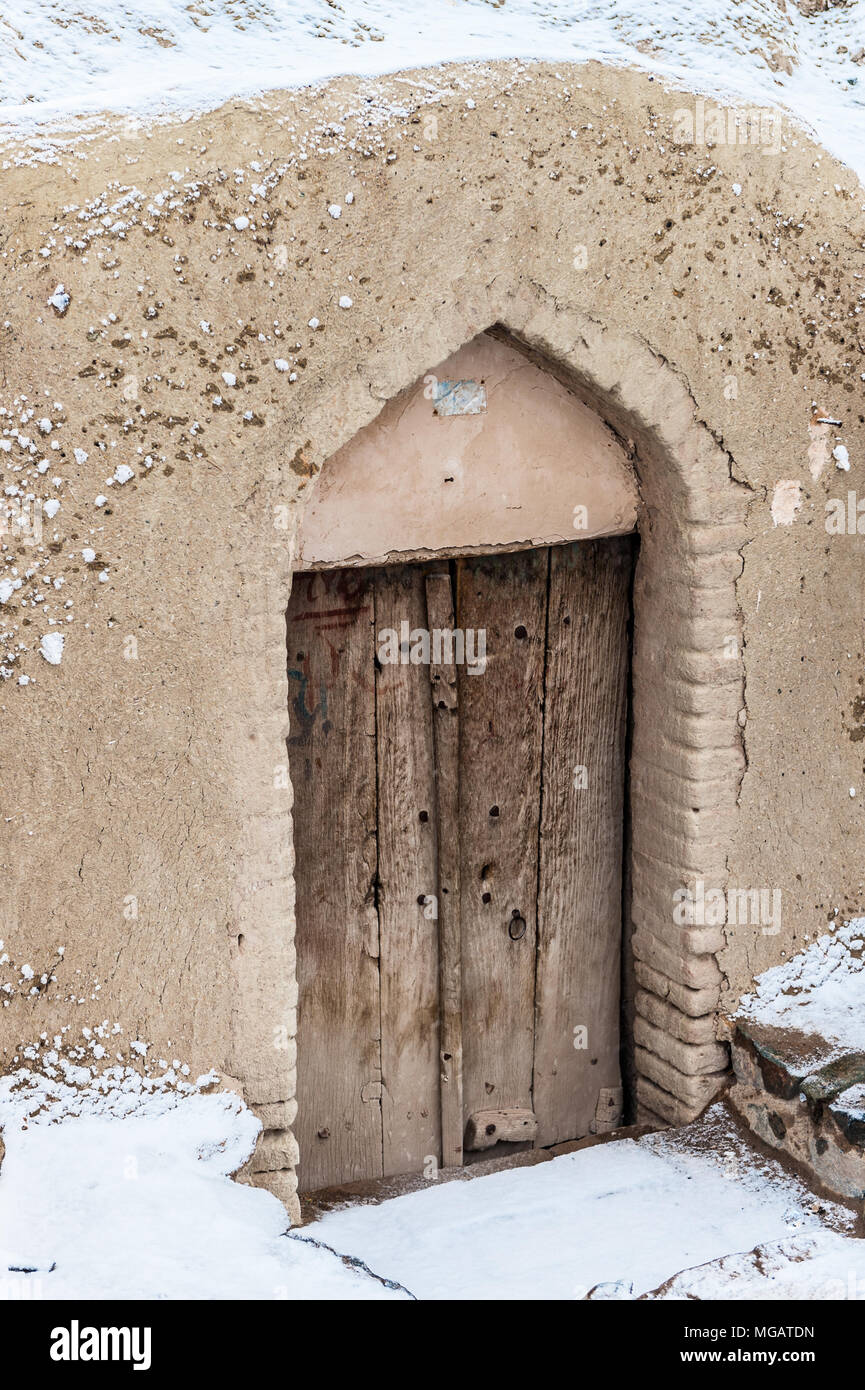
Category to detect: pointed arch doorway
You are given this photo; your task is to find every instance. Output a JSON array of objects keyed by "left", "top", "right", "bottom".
[{"left": 287, "top": 330, "right": 640, "bottom": 1191}]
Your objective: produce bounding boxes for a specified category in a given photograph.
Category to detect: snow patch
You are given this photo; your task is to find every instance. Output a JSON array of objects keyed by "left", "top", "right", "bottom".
[
  {"left": 48, "top": 285, "right": 70, "bottom": 315},
  {"left": 833, "top": 443, "right": 850, "bottom": 471},
  {"left": 313, "top": 1104, "right": 848, "bottom": 1300},
  {"left": 39, "top": 631, "right": 64, "bottom": 664},
  {"left": 3, "top": 0, "right": 865, "bottom": 189},
  {"left": 0, "top": 1055, "right": 405, "bottom": 1300},
  {"left": 738, "top": 917, "right": 865, "bottom": 1061}
]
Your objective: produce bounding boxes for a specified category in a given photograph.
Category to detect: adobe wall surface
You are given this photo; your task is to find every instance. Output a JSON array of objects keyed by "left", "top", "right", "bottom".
[
  {"left": 1, "top": 59, "right": 863, "bottom": 1209},
  {"left": 296, "top": 329, "right": 638, "bottom": 566}
]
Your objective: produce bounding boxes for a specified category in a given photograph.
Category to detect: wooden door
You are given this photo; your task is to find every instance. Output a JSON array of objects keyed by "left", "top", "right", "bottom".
[{"left": 287, "top": 538, "right": 632, "bottom": 1192}]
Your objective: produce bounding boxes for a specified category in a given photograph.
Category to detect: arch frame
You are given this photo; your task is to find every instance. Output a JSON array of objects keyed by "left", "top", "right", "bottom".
[{"left": 234, "top": 283, "right": 751, "bottom": 1214}]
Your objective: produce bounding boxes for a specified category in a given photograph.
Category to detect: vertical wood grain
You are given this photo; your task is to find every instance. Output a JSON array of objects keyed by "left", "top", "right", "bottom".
[
  {"left": 425, "top": 567, "right": 464, "bottom": 1168},
  {"left": 456, "top": 549, "right": 547, "bottom": 1123},
  {"left": 287, "top": 568, "right": 382, "bottom": 1190},
  {"left": 376, "top": 564, "right": 441, "bottom": 1175},
  {"left": 532, "top": 538, "right": 632, "bottom": 1146}
]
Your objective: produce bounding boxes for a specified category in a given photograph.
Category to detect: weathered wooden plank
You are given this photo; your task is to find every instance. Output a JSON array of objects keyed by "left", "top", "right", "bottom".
[
  {"left": 425, "top": 568, "right": 464, "bottom": 1169},
  {"left": 464, "top": 1108, "right": 538, "bottom": 1151},
  {"left": 456, "top": 549, "right": 547, "bottom": 1126},
  {"left": 286, "top": 568, "right": 382, "bottom": 1191},
  {"left": 375, "top": 564, "right": 441, "bottom": 1176},
  {"left": 533, "top": 537, "right": 632, "bottom": 1147}
]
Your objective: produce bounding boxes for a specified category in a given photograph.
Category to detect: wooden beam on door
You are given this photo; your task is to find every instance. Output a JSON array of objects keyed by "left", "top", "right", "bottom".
[
  {"left": 375, "top": 564, "right": 441, "bottom": 1176},
  {"left": 425, "top": 568, "right": 464, "bottom": 1169},
  {"left": 456, "top": 549, "right": 547, "bottom": 1127},
  {"left": 532, "top": 537, "right": 632, "bottom": 1146},
  {"left": 287, "top": 568, "right": 382, "bottom": 1190}
]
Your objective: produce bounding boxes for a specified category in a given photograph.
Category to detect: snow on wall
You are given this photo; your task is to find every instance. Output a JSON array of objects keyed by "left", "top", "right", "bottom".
[
  {"left": 1, "top": 1, "right": 865, "bottom": 183},
  {"left": 737, "top": 915, "right": 865, "bottom": 1056}
]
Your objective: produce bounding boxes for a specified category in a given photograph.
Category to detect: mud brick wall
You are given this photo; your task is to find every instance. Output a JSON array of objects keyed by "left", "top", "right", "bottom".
[{"left": 1, "top": 61, "right": 863, "bottom": 1212}]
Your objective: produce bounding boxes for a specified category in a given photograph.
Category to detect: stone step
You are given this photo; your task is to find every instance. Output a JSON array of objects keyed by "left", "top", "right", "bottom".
[{"left": 729, "top": 1016, "right": 865, "bottom": 1205}]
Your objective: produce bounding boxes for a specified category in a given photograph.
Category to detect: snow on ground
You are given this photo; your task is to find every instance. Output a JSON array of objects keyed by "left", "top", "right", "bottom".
[
  {"left": 647, "top": 1230, "right": 865, "bottom": 1300},
  {"left": 737, "top": 916, "right": 865, "bottom": 1063},
  {"left": 1, "top": 1, "right": 865, "bottom": 181},
  {"left": 313, "top": 1104, "right": 858, "bottom": 1300},
  {"left": 1, "top": 1062, "right": 862, "bottom": 1299},
  {"left": 0, "top": 1064, "right": 406, "bottom": 1299}
]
